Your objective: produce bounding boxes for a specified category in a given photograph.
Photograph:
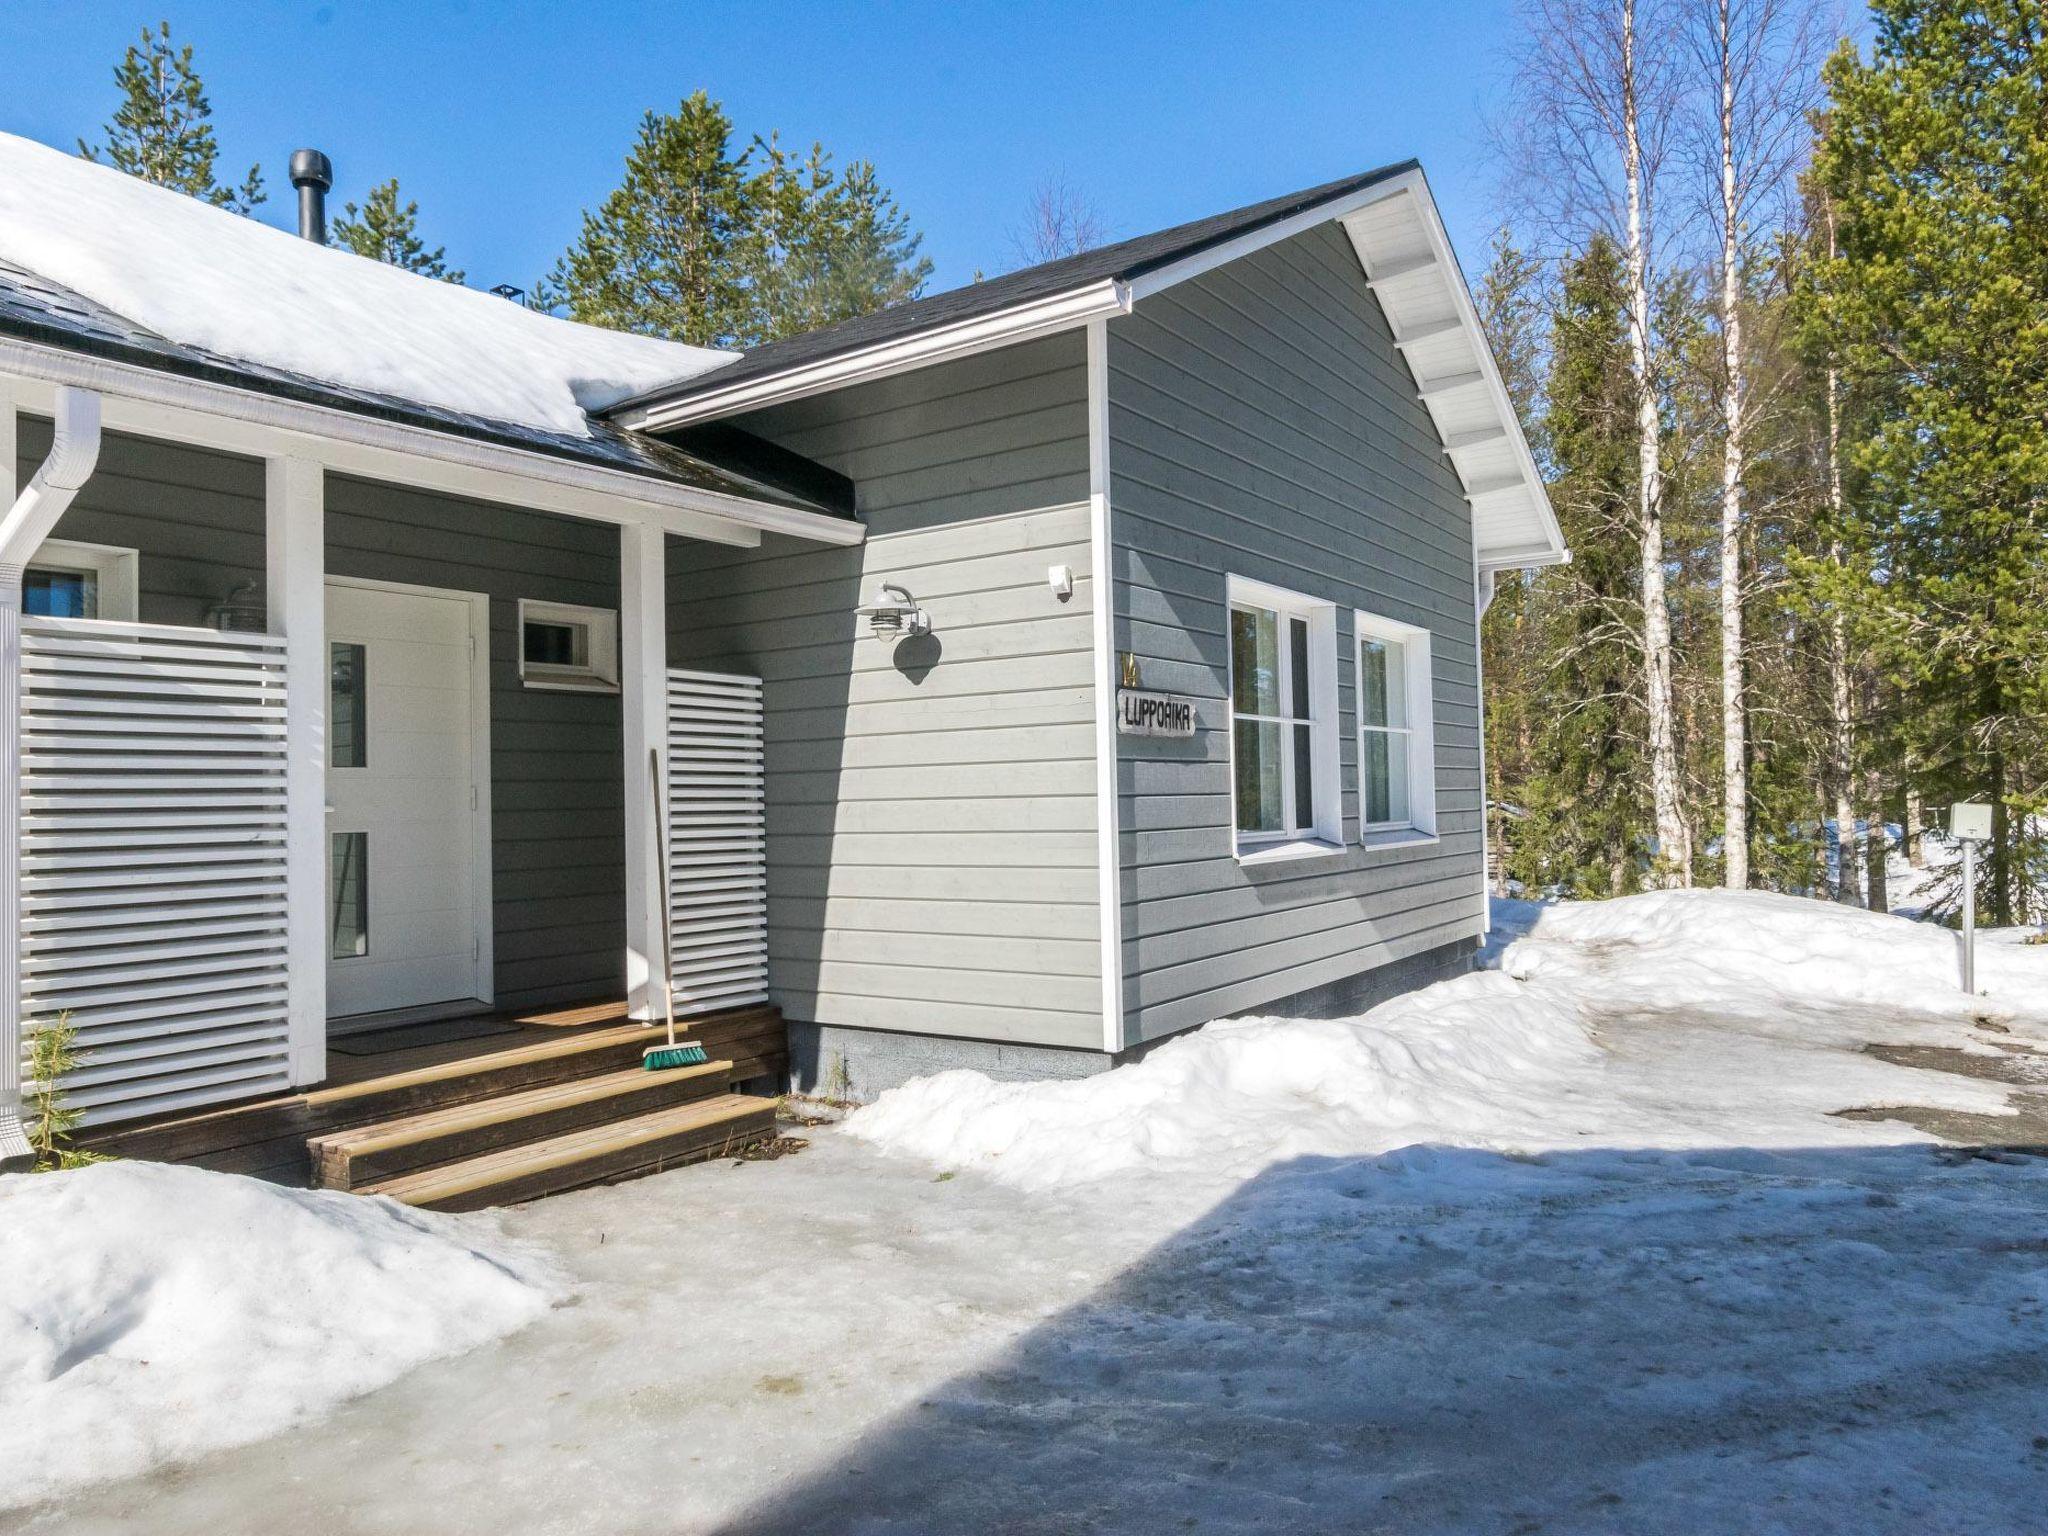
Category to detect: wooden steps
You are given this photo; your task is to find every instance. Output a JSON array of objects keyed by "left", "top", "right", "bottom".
[
  {"left": 308, "top": 1059, "right": 734, "bottom": 1190},
  {"left": 75, "top": 1001, "right": 791, "bottom": 1203},
  {"left": 357, "top": 1093, "right": 778, "bottom": 1212}
]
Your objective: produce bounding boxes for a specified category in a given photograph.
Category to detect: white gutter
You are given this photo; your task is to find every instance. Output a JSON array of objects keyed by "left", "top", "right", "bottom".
[
  {"left": 0, "top": 385, "right": 102, "bottom": 1166},
  {"left": 0, "top": 338, "right": 865, "bottom": 549},
  {"left": 612, "top": 281, "right": 1134, "bottom": 433}
]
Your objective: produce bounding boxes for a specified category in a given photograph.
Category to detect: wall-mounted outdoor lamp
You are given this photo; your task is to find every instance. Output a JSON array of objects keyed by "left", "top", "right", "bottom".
[{"left": 856, "top": 582, "right": 931, "bottom": 641}]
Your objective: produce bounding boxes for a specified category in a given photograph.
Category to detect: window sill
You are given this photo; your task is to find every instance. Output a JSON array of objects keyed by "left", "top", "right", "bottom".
[
  {"left": 1236, "top": 836, "right": 1348, "bottom": 868},
  {"left": 1360, "top": 827, "right": 1440, "bottom": 851},
  {"left": 519, "top": 672, "right": 621, "bottom": 695}
]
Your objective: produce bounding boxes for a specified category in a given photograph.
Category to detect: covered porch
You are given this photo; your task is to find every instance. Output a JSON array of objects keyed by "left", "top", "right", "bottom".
[{"left": 1, "top": 364, "right": 858, "bottom": 1149}]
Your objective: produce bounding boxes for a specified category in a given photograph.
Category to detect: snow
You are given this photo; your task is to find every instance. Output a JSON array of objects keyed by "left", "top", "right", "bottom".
[
  {"left": 0, "top": 132, "right": 731, "bottom": 437},
  {"left": 18, "top": 891, "right": 2048, "bottom": 1532},
  {"left": 845, "top": 889, "right": 2048, "bottom": 1192},
  {"left": 0, "top": 1161, "right": 560, "bottom": 1510}
]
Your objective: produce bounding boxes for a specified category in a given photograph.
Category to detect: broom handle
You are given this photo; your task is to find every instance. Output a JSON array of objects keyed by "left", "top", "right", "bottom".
[{"left": 650, "top": 747, "right": 678, "bottom": 1047}]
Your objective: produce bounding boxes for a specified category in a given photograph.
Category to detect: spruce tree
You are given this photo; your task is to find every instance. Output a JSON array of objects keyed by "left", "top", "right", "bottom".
[
  {"left": 79, "top": 21, "right": 264, "bottom": 213},
  {"left": 1808, "top": 0, "right": 2048, "bottom": 923},
  {"left": 1487, "top": 238, "right": 1655, "bottom": 896},
  {"left": 331, "top": 178, "right": 465, "bottom": 282}
]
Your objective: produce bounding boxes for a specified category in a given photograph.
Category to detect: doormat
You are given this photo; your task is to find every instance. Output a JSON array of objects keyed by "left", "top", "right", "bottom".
[{"left": 328, "top": 1018, "right": 522, "bottom": 1056}]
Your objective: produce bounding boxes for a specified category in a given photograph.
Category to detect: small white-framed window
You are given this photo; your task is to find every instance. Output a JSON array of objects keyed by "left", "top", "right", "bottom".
[
  {"left": 517, "top": 599, "right": 619, "bottom": 693},
  {"left": 1227, "top": 575, "right": 1340, "bottom": 860},
  {"left": 1355, "top": 611, "right": 1437, "bottom": 843},
  {"left": 24, "top": 538, "right": 139, "bottom": 622}
]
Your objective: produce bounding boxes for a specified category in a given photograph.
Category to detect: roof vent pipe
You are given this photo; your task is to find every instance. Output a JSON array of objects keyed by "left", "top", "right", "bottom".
[{"left": 289, "top": 148, "right": 333, "bottom": 244}]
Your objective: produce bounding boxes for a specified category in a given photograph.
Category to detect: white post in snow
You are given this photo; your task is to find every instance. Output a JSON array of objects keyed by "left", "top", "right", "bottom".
[
  {"left": 267, "top": 457, "right": 327, "bottom": 1085},
  {"left": 1950, "top": 801, "right": 1991, "bottom": 997},
  {"left": 1961, "top": 839, "right": 1977, "bottom": 996},
  {"left": 0, "top": 388, "right": 102, "bottom": 1166},
  {"left": 620, "top": 517, "right": 667, "bottom": 1022}
]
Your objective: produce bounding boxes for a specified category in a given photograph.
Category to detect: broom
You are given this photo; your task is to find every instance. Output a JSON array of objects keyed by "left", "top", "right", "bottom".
[{"left": 644, "top": 747, "right": 708, "bottom": 1072}]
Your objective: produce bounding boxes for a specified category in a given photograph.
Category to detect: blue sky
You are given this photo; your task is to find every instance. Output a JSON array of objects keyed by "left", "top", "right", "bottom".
[{"left": 10, "top": 2, "right": 1742, "bottom": 300}]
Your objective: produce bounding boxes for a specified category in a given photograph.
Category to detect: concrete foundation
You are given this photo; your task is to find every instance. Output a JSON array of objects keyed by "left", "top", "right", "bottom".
[{"left": 785, "top": 935, "right": 1480, "bottom": 1103}]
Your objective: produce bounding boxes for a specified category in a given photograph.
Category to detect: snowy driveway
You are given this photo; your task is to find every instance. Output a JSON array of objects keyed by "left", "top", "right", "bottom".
[{"left": 14, "top": 892, "right": 2048, "bottom": 1534}]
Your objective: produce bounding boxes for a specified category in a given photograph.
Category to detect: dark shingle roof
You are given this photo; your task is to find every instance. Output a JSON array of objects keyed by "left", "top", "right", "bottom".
[
  {"left": 0, "top": 260, "right": 849, "bottom": 518},
  {"left": 609, "top": 161, "right": 1417, "bottom": 418}
]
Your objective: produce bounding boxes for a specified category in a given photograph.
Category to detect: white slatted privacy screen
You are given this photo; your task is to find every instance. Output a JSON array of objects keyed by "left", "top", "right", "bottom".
[
  {"left": 20, "top": 617, "right": 292, "bottom": 1126},
  {"left": 665, "top": 668, "right": 768, "bottom": 1013}
]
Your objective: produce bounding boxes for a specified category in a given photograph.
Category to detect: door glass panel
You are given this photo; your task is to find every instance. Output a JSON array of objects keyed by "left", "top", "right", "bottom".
[
  {"left": 330, "top": 831, "right": 368, "bottom": 959},
  {"left": 330, "top": 642, "right": 367, "bottom": 769},
  {"left": 1229, "top": 606, "right": 1280, "bottom": 715},
  {"left": 1234, "top": 719, "right": 1282, "bottom": 834}
]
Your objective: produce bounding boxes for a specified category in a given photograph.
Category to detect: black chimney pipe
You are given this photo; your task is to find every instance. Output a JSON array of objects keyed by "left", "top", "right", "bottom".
[{"left": 289, "top": 149, "right": 333, "bottom": 244}]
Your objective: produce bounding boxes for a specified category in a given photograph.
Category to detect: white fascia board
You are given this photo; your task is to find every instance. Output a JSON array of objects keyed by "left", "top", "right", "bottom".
[
  {"left": 0, "top": 340, "right": 866, "bottom": 549},
  {"left": 1119, "top": 176, "right": 1424, "bottom": 301},
  {"left": 614, "top": 281, "right": 1133, "bottom": 432},
  {"left": 1338, "top": 175, "right": 1567, "bottom": 569}
]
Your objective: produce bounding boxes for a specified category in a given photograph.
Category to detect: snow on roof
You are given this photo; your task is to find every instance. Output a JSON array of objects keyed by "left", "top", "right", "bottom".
[{"left": 0, "top": 131, "right": 733, "bottom": 438}]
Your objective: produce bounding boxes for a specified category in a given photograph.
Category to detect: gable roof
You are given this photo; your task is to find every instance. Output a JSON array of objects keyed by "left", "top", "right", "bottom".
[
  {"left": 610, "top": 164, "right": 1564, "bottom": 571},
  {"left": 606, "top": 162, "right": 1417, "bottom": 422}
]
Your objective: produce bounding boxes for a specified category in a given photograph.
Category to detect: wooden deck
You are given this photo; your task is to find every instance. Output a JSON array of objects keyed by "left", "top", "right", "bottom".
[{"left": 77, "top": 999, "right": 789, "bottom": 1187}]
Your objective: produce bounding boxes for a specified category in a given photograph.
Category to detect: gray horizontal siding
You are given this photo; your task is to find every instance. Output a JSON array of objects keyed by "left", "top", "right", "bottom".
[
  {"left": 669, "top": 332, "right": 1103, "bottom": 1050},
  {"left": 1107, "top": 221, "right": 1485, "bottom": 1044}
]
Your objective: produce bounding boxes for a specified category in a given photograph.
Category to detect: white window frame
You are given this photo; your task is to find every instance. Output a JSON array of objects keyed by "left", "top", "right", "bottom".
[
  {"left": 517, "top": 598, "right": 619, "bottom": 693},
  {"left": 1354, "top": 610, "right": 1437, "bottom": 846},
  {"left": 1226, "top": 575, "right": 1341, "bottom": 863},
  {"left": 24, "top": 537, "right": 139, "bottom": 622}
]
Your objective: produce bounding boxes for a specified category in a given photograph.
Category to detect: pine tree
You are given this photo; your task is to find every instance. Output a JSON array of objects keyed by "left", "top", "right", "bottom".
[
  {"left": 546, "top": 93, "right": 758, "bottom": 346},
  {"left": 743, "top": 137, "right": 931, "bottom": 342},
  {"left": 78, "top": 21, "right": 264, "bottom": 214},
  {"left": 547, "top": 95, "right": 930, "bottom": 348},
  {"left": 1808, "top": 0, "right": 2048, "bottom": 924},
  {"left": 331, "top": 178, "right": 464, "bottom": 282}
]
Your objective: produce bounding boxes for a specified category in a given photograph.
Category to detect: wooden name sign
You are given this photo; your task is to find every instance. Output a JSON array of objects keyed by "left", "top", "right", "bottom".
[{"left": 1117, "top": 689, "right": 1196, "bottom": 738}]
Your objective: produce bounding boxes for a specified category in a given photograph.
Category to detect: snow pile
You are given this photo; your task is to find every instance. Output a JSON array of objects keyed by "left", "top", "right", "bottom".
[
  {"left": 846, "top": 890, "right": 2048, "bottom": 1192},
  {"left": 0, "top": 132, "right": 731, "bottom": 436},
  {"left": 0, "top": 1161, "right": 561, "bottom": 1509},
  {"left": 848, "top": 977, "right": 1599, "bottom": 1193},
  {"left": 1494, "top": 886, "right": 2044, "bottom": 1018}
]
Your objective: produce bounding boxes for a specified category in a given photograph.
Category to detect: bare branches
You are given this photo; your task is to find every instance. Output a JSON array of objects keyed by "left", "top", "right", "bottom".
[{"left": 1010, "top": 173, "right": 1106, "bottom": 267}]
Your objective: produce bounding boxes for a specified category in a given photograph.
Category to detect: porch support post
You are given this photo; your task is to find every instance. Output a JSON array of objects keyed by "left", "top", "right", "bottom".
[
  {"left": 621, "top": 516, "right": 666, "bottom": 1021},
  {"left": 267, "top": 456, "right": 326, "bottom": 1085}
]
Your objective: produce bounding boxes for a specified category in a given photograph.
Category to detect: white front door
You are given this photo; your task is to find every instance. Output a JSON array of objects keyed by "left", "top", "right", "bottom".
[{"left": 325, "top": 579, "right": 490, "bottom": 1022}]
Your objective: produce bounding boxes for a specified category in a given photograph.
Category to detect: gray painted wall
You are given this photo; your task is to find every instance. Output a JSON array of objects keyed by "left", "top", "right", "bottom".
[
  {"left": 1106, "top": 221, "right": 1486, "bottom": 1044},
  {"left": 668, "top": 332, "right": 1105, "bottom": 1050},
  {"left": 16, "top": 416, "right": 631, "bottom": 1016}
]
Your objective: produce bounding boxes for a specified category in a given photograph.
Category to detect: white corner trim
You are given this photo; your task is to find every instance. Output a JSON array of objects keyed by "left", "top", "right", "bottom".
[
  {"left": 1086, "top": 318, "right": 1124, "bottom": 1057},
  {"left": 0, "top": 339, "right": 864, "bottom": 549},
  {"left": 617, "top": 281, "right": 1135, "bottom": 432}
]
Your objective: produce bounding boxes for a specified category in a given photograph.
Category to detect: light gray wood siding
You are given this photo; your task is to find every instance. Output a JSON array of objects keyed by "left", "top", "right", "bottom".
[
  {"left": 16, "top": 415, "right": 631, "bottom": 1015},
  {"left": 668, "top": 333, "right": 1104, "bottom": 1050},
  {"left": 1107, "top": 221, "right": 1485, "bottom": 1043}
]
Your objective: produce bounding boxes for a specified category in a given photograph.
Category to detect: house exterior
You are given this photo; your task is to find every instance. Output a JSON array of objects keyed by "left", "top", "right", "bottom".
[{"left": 0, "top": 132, "right": 1560, "bottom": 1144}]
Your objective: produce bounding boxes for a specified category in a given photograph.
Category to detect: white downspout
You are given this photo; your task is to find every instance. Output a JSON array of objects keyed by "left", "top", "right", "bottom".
[{"left": 0, "top": 386, "right": 102, "bottom": 1166}]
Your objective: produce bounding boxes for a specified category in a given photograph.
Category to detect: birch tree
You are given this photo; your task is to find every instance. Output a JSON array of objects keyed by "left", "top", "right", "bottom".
[
  {"left": 1507, "top": 0, "right": 1693, "bottom": 884},
  {"left": 1683, "top": 0, "right": 1827, "bottom": 889}
]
